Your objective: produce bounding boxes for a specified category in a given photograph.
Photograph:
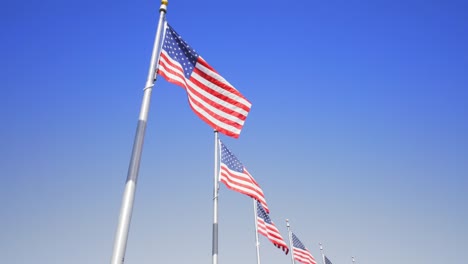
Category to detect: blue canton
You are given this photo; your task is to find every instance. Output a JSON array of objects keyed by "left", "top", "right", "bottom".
[
  {"left": 162, "top": 24, "right": 199, "bottom": 79},
  {"left": 292, "top": 233, "right": 307, "bottom": 250},
  {"left": 220, "top": 141, "right": 245, "bottom": 173},
  {"left": 257, "top": 201, "right": 272, "bottom": 224}
]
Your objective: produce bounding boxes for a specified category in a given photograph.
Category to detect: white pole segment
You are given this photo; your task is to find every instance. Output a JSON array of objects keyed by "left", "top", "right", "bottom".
[
  {"left": 286, "top": 219, "right": 295, "bottom": 264},
  {"left": 319, "top": 243, "right": 326, "bottom": 264},
  {"left": 110, "top": 2, "right": 168, "bottom": 264},
  {"left": 212, "top": 131, "right": 220, "bottom": 264},
  {"left": 253, "top": 199, "right": 261, "bottom": 264}
]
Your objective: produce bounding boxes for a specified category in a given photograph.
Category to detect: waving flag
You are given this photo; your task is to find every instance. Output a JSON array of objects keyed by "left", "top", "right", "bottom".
[
  {"left": 256, "top": 201, "right": 289, "bottom": 254},
  {"left": 291, "top": 233, "right": 317, "bottom": 264},
  {"left": 219, "top": 140, "right": 269, "bottom": 212},
  {"left": 158, "top": 22, "right": 251, "bottom": 138}
]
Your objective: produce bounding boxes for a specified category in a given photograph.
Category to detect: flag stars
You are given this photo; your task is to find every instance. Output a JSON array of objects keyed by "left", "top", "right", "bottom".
[
  {"left": 257, "top": 202, "right": 272, "bottom": 223},
  {"left": 292, "top": 233, "right": 307, "bottom": 250},
  {"left": 163, "top": 26, "right": 199, "bottom": 78},
  {"left": 220, "top": 144, "right": 245, "bottom": 173},
  {"left": 158, "top": 23, "right": 250, "bottom": 138}
]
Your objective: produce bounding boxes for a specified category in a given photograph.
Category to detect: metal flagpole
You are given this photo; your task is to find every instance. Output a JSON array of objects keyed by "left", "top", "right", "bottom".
[
  {"left": 110, "top": 1, "right": 168, "bottom": 264},
  {"left": 319, "top": 243, "right": 326, "bottom": 264},
  {"left": 286, "top": 219, "right": 295, "bottom": 264},
  {"left": 212, "top": 131, "right": 220, "bottom": 264},
  {"left": 253, "top": 199, "right": 261, "bottom": 264}
]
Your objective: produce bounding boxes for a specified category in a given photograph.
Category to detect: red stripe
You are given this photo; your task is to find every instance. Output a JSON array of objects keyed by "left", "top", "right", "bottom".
[
  {"left": 197, "top": 57, "right": 251, "bottom": 107},
  {"left": 219, "top": 166, "right": 269, "bottom": 212},
  {"left": 293, "top": 248, "right": 317, "bottom": 264},
  {"left": 159, "top": 52, "right": 246, "bottom": 138},
  {"left": 219, "top": 167, "right": 263, "bottom": 192},
  {"left": 257, "top": 218, "right": 289, "bottom": 254},
  {"left": 192, "top": 64, "right": 251, "bottom": 114},
  {"left": 219, "top": 170, "right": 265, "bottom": 202},
  {"left": 187, "top": 76, "right": 248, "bottom": 122},
  {"left": 219, "top": 170, "right": 263, "bottom": 193},
  {"left": 158, "top": 55, "right": 187, "bottom": 89},
  {"left": 185, "top": 87, "right": 244, "bottom": 129},
  {"left": 159, "top": 56, "right": 240, "bottom": 138}
]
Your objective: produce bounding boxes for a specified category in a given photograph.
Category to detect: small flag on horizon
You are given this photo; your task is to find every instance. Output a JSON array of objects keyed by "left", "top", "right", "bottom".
[
  {"left": 218, "top": 140, "right": 269, "bottom": 213},
  {"left": 325, "top": 256, "right": 333, "bottom": 264},
  {"left": 158, "top": 22, "right": 252, "bottom": 138},
  {"left": 256, "top": 201, "right": 289, "bottom": 254},
  {"left": 291, "top": 233, "right": 317, "bottom": 264}
]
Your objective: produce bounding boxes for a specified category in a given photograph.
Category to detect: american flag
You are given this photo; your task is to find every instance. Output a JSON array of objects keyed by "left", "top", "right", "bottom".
[
  {"left": 157, "top": 22, "right": 251, "bottom": 138},
  {"left": 256, "top": 201, "right": 289, "bottom": 254},
  {"left": 291, "top": 233, "right": 317, "bottom": 264},
  {"left": 325, "top": 256, "right": 333, "bottom": 264},
  {"left": 219, "top": 140, "right": 269, "bottom": 213}
]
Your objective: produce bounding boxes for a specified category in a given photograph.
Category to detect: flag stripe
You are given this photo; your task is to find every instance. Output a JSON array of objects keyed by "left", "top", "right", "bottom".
[
  {"left": 194, "top": 59, "right": 251, "bottom": 111},
  {"left": 218, "top": 140, "right": 269, "bottom": 213},
  {"left": 257, "top": 219, "right": 289, "bottom": 251},
  {"left": 158, "top": 74, "right": 243, "bottom": 137},
  {"left": 219, "top": 165, "right": 269, "bottom": 213},
  {"left": 157, "top": 24, "right": 251, "bottom": 138},
  {"left": 190, "top": 71, "right": 250, "bottom": 120},
  {"left": 160, "top": 51, "right": 250, "bottom": 119},
  {"left": 159, "top": 51, "right": 246, "bottom": 137},
  {"left": 294, "top": 249, "right": 316, "bottom": 264},
  {"left": 292, "top": 233, "right": 317, "bottom": 264},
  {"left": 256, "top": 201, "right": 289, "bottom": 254}
]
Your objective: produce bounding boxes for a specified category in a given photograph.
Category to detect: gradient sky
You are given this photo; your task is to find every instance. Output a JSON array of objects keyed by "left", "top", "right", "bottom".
[{"left": 1, "top": 0, "right": 467, "bottom": 264}]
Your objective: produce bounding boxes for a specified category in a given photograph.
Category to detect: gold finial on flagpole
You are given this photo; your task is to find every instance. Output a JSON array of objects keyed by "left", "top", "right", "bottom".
[{"left": 160, "top": 0, "right": 168, "bottom": 12}]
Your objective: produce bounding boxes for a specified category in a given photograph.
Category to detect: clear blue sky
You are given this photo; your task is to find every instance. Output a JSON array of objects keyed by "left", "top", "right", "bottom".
[{"left": 1, "top": 0, "right": 467, "bottom": 264}]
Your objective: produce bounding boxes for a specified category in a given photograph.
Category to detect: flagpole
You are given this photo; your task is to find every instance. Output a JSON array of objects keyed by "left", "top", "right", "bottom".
[
  {"left": 110, "top": 1, "right": 167, "bottom": 264},
  {"left": 352, "top": 256, "right": 355, "bottom": 264},
  {"left": 253, "top": 199, "right": 261, "bottom": 264},
  {"left": 212, "top": 131, "right": 220, "bottom": 264},
  {"left": 319, "top": 243, "right": 326, "bottom": 264},
  {"left": 286, "top": 219, "right": 295, "bottom": 264}
]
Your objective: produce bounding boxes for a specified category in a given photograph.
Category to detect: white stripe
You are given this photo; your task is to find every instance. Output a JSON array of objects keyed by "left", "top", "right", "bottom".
[
  {"left": 257, "top": 219, "right": 287, "bottom": 247},
  {"left": 219, "top": 177, "right": 268, "bottom": 208},
  {"left": 219, "top": 166, "right": 263, "bottom": 193},
  {"left": 220, "top": 174, "right": 264, "bottom": 201},
  {"left": 159, "top": 55, "right": 186, "bottom": 84},
  {"left": 294, "top": 250, "right": 312, "bottom": 258},
  {"left": 161, "top": 51, "right": 250, "bottom": 117},
  {"left": 219, "top": 180, "right": 267, "bottom": 209},
  {"left": 294, "top": 256, "right": 315, "bottom": 264},
  {"left": 293, "top": 249, "right": 315, "bottom": 264},
  {"left": 192, "top": 71, "right": 251, "bottom": 113},
  {"left": 188, "top": 74, "right": 250, "bottom": 117},
  {"left": 187, "top": 96, "right": 242, "bottom": 135},
  {"left": 219, "top": 168, "right": 267, "bottom": 201},
  {"left": 219, "top": 169, "right": 265, "bottom": 197},
  {"left": 185, "top": 78, "right": 248, "bottom": 121},
  {"left": 258, "top": 226, "right": 268, "bottom": 235},
  {"left": 159, "top": 71, "right": 241, "bottom": 135},
  {"left": 194, "top": 62, "right": 251, "bottom": 108},
  {"left": 196, "top": 60, "right": 235, "bottom": 89},
  {"left": 160, "top": 53, "right": 246, "bottom": 135}
]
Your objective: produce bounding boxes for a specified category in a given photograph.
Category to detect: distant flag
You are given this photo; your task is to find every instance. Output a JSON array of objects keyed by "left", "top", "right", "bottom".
[
  {"left": 325, "top": 256, "right": 333, "bottom": 264},
  {"left": 218, "top": 140, "right": 269, "bottom": 213},
  {"left": 256, "top": 201, "right": 289, "bottom": 254},
  {"left": 291, "top": 233, "right": 317, "bottom": 264},
  {"left": 158, "top": 22, "right": 252, "bottom": 138}
]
